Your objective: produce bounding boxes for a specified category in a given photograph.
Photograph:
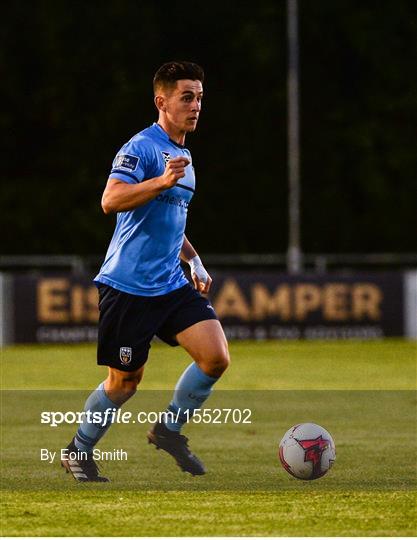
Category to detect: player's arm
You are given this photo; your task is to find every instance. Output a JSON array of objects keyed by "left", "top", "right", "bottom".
[
  {"left": 101, "top": 157, "right": 190, "bottom": 214},
  {"left": 181, "top": 235, "right": 212, "bottom": 294}
]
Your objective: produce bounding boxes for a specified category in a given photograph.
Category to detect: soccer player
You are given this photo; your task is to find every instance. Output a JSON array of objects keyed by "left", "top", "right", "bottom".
[{"left": 61, "top": 61, "right": 230, "bottom": 482}]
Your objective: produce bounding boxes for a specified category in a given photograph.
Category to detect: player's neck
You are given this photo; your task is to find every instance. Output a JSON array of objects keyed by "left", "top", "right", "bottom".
[{"left": 157, "top": 120, "right": 186, "bottom": 146}]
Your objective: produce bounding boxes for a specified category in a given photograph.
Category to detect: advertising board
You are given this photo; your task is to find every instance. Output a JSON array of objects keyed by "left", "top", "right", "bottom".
[{"left": 4, "top": 271, "right": 408, "bottom": 343}]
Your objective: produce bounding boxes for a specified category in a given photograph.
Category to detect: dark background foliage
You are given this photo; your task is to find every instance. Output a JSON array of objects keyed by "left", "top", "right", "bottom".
[{"left": 1, "top": 0, "right": 416, "bottom": 255}]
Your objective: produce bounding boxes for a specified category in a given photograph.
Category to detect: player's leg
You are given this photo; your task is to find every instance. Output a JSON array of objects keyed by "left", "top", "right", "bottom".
[
  {"left": 176, "top": 318, "right": 229, "bottom": 376},
  {"left": 62, "top": 284, "right": 154, "bottom": 482},
  {"left": 61, "top": 365, "right": 144, "bottom": 482},
  {"left": 104, "top": 365, "right": 145, "bottom": 404},
  {"left": 148, "top": 320, "right": 229, "bottom": 475},
  {"left": 164, "top": 319, "right": 229, "bottom": 432},
  {"left": 74, "top": 366, "right": 144, "bottom": 452}
]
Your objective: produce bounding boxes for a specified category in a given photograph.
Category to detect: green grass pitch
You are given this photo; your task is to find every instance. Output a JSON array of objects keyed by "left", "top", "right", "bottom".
[{"left": 1, "top": 339, "right": 416, "bottom": 536}]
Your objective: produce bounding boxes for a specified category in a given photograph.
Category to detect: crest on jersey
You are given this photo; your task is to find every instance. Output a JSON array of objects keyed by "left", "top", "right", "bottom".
[
  {"left": 161, "top": 151, "right": 171, "bottom": 166},
  {"left": 119, "top": 347, "right": 132, "bottom": 366}
]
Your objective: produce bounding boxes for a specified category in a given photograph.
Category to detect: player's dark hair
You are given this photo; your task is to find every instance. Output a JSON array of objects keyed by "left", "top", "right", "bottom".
[{"left": 153, "top": 61, "right": 204, "bottom": 93}]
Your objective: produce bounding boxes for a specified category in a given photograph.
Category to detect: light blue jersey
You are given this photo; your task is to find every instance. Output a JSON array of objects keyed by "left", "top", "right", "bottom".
[{"left": 95, "top": 123, "right": 195, "bottom": 296}]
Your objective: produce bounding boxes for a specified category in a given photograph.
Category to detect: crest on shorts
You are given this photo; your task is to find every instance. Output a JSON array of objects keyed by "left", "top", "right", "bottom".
[{"left": 119, "top": 347, "right": 132, "bottom": 366}]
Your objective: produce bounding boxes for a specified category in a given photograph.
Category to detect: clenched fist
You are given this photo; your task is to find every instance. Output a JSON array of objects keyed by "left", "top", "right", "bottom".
[{"left": 160, "top": 156, "right": 190, "bottom": 189}]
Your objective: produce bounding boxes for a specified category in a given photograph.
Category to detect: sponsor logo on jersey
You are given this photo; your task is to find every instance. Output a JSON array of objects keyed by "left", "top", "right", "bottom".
[
  {"left": 119, "top": 346, "right": 132, "bottom": 365},
  {"left": 155, "top": 193, "right": 189, "bottom": 209},
  {"left": 113, "top": 154, "right": 139, "bottom": 172}
]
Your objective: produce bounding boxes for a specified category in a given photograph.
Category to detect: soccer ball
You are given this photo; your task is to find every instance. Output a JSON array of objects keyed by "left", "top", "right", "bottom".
[{"left": 279, "top": 423, "right": 336, "bottom": 480}]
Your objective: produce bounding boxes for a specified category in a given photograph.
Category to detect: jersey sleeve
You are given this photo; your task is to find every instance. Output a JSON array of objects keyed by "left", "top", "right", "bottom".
[{"left": 109, "top": 139, "right": 151, "bottom": 184}]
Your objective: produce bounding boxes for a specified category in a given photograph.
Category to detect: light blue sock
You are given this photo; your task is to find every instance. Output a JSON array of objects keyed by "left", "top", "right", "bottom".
[
  {"left": 74, "top": 382, "right": 120, "bottom": 453},
  {"left": 164, "top": 362, "right": 218, "bottom": 432}
]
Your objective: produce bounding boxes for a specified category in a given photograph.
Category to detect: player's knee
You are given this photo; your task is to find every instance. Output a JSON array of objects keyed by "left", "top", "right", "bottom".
[
  {"left": 204, "top": 345, "right": 230, "bottom": 377},
  {"left": 217, "top": 347, "right": 231, "bottom": 373},
  {"left": 107, "top": 368, "right": 143, "bottom": 400},
  {"left": 118, "top": 378, "right": 139, "bottom": 399}
]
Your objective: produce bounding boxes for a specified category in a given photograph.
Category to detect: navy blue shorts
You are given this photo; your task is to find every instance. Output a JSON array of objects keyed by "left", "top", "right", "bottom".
[{"left": 96, "top": 283, "right": 218, "bottom": 371}]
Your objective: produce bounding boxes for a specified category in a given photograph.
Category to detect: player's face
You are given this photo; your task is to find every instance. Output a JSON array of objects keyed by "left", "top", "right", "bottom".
[{"left": 164, "top": 79, "right": 203, "bottom": 133}]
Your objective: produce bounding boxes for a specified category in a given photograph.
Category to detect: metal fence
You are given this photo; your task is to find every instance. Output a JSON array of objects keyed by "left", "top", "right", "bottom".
[{"left": 0, "top": 253, "right": 416, "bottom": 275}]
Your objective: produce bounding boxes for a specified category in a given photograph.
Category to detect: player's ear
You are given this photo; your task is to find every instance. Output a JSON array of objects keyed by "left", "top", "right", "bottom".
[{"left": 154, "top": 95, "right": 166, "bottom": 112}]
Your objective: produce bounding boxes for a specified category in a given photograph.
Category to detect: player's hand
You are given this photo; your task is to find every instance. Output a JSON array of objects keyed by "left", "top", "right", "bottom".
[
  {"left": 189, "top": 255, "right": 212, "bottom": 294},
  {"left": 160, "top": 157, "right": 190, "bottom": 189}
]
